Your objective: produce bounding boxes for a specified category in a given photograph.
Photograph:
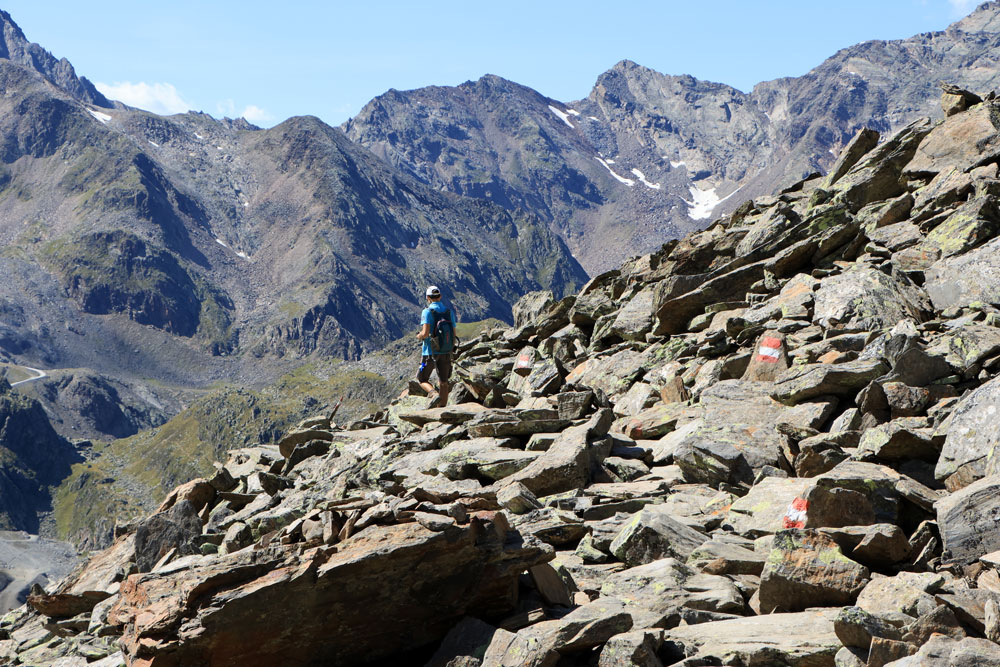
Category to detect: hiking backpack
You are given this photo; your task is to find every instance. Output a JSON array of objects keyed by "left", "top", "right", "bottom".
[{"left": 429, "top": 307, "right": 456, "bottom": 354}]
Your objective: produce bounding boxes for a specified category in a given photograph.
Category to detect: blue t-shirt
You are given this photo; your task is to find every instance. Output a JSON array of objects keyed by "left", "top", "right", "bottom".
[{"left": 421, "top": 301, "right": 456, "bottom": 356}]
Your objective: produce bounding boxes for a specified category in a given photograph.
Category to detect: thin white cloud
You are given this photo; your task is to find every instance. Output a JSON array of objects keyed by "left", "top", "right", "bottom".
[
  {"left": 216, "top": 99, "right": 274, "bottom": 126},
  {"left": 95, "top": 81, "right": 193, "bottom": 115},
  {"left": 240, "top": 105, "right": 273, "bottom": 125},
  {"left": 216, "top": 99, "right": 237, "bottom": 117},
  {"left": 948, "top": 0, "right": 980, "bottom": 16}
]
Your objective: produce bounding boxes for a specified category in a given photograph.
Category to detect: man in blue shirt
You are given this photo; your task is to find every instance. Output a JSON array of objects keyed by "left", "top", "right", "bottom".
[{"left": 416, "top": 285, "right": 457, "bottom": 407}]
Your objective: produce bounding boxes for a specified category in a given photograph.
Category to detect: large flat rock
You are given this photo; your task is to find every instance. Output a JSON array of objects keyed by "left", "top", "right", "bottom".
[{"left": 664, "top": 609, "right": 841, "bottom": 666}]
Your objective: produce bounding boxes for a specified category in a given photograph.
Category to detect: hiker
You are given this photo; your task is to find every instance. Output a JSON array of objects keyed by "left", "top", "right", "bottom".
[{"left": 415, "top": 285, "right": 457, "bottom": 407}]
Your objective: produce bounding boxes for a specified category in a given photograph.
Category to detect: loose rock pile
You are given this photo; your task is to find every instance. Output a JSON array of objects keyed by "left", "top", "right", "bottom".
[{"left": 7, "top": 87, "right": 1000, "bottom": 666}]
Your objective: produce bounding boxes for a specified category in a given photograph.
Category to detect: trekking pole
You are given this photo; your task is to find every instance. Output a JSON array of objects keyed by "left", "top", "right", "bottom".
[{"left": 329, "top": 396, "right": 344, "bottom": 422}]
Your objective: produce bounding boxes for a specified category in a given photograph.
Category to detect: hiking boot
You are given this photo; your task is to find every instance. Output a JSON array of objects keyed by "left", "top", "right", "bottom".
[{"left": 425, "top": 392, "right": 441, "bottom": 409}]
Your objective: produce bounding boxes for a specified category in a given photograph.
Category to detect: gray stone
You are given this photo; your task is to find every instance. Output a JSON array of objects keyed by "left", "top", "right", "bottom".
[
  {"left": 598, "top": 629, "right": 663, "bottom": 667},
  {"left": 609, "top": 506, "right": 706, "bottom": 566},
  {"left": 772, "top": 359, "right": 889, "bottom": 404},
  {"left": 888, "top": 636, "right": 1000, "bottom": 667},
  {"left": 855, "top": 572, "right": 944, "bottom": 619},
  {"left": 759, "top": 529, "right": 870, "bottom": 613},
  {"left": 742, "top": 331, "right": 791, "bottom": 382},
  {"left": 664, "top": 609, "right": 842, "bottom": 667},
  {"left": 937, "top": 475, "right": 1000, "bottom": 565},
  {"left": 856, "top": 419, "right": 943, "bottom": 462},
  {"left": 133, "top": 501, "right": 203, "bottom": 573},
  {"left": 723, "top": 477, "right": 813, "bottom": 538},
  {"left": 936, "top": 375, "right": 1000, "bottom": 486},
  {"left": 905, "top": 104, "right": 1000, "bottom": 176},
  {"left": 925, "top": 236, "right": 1000, "bottom": 311},
  {"left": 513, "top": 291, "right": 555, "bottom": 329},
  {"left": 599, "top": 557, "right": 744, "bottom": 628},
  {"left": 496, "top": 482, "right": 542, "bottom": 515},
  {"left": 834, "top": 606, "right": 902, "bottom": 650},
  {"left": 813, "top": 266, "right": 928, "bottom": 331},
  {"left": 499, "top": 411, "right": 612, "bottom": 497}
]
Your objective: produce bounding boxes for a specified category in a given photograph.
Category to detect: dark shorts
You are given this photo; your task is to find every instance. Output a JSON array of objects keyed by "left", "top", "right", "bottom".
[{"left": 417, "top": 354, "right": 452, "bottom": 383}]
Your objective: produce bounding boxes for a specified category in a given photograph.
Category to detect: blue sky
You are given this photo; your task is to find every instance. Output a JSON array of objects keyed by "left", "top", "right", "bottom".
[{"left": 0, "top": 0, "right": 982, "bottom": 127}]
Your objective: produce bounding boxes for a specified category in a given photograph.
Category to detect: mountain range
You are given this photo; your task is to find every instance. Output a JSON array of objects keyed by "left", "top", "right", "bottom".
[
  {"left": 1, "top": 4, "right": 1000, "bottom": 542},
  {"left": 345, "top": 2, "right": 1000, "bottom": 272}
]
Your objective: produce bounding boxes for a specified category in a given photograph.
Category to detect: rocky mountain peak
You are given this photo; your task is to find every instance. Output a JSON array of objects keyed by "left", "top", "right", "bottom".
[
  {"left": 0, "top": 9, "right": 110, "bottom": 107},
  {"left": 953, "top": 1, "right": 1000, "bottom": 33}
]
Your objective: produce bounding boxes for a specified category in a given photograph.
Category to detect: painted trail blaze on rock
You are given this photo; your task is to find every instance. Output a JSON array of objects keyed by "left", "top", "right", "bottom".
[
  {"left": 757, "top": 337, "right": 782, "bottom": 363},
  {"left": 743, "top": 331, "right": 789, "bottom": 382},
  {"left": 782, "top": 497, "right": 808, "bottom": 529}
]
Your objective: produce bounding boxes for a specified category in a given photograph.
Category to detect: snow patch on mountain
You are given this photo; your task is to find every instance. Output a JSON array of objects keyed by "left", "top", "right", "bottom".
[
  {"left": 595, "top": 157, "right": 635, "bottom": 186},
  {"left": 683, "top": 185, "right": 741, "bottom": 220},
  {"left": 86, "top": 108, "right": 111, "bottom": 124},
  {"left": 548, "top": 105, "right": 574, "bottom": 128},
  {"left": 631, "top": 169, "right": 661, "bottom": 190}
]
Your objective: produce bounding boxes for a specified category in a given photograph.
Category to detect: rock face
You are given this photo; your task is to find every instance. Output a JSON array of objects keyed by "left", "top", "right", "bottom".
[
  {"left": 0, "top": 379, "right": 80, "bottom": 533},
  {"left": 13, "top": 84, "right": 1000, "bottom": 667}
]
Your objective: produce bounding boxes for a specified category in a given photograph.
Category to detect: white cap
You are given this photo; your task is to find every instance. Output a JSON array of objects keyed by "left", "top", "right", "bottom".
[{"left": 425, "top": 285, "right": 441, "bottom": 297}]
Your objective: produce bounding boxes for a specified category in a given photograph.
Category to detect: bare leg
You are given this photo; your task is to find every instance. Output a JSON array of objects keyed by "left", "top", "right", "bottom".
[
  {"left": 419, "top": 381, "right": 436, "bottom": 395},
  {"left": 438, "top": 380, "right": 450, "bottom": 406}
]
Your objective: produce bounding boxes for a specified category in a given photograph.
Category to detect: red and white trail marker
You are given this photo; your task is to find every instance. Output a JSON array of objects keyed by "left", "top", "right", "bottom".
[
  {"left": 781, "top": 497, "right": 808, "bottom": 529},
  {"left": 757, "top": 337, "right": 783, "bottom": 363}
]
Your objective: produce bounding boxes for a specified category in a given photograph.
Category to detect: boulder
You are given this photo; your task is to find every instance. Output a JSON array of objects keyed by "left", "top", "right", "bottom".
[
  {"left": 599, "top": 557, "right": 744, "bottom": 628},
  {"left": 112, "top": 516, "right": 550, "bottom": 666},
  {"left": 598, "top": 629, "right": 664, "bottom": 667},
  {"left": 825, "top": 128, "right": 881, "bottom": 187},
  {"left": 663, "top": 609, "right": 842, "bottom": 667},
  {"left": 936, "top": 475, "right": 1000, "bottom": 565},
  {"left": 801, "top": 462, "right": 902, "bottom": 529},
  {"left": 834, "top": 606, "right": 902, "bottom": 650},
  {"left": 939, "top": 83, "right": 983, "bottom": 117},
  {"left": 723, "top": 477, "right": 813, "bottom": 537},
  {"left": 887, "top": 635, "right": 1000, "bottom": 667},
  {"left": 935, "top": 376, "right": 1000, "bottom": 486},
  {"left": 483, "top": 597, "right": 633, "bottom": 666},
  {"left": 499, "top": 411, "right": 612, "bottom": 497},
  {"left": 133, "top": 501, "right": 203, "bottom": 573},
  {"left": 905, "top": 103, "right": 1000, "bottom": 176},
  {"left": 812, "top": 266, "right": 928, "bottom": 331},
  {"left": 513, "top": 291, "right": 555, "bottom": 328},
  {"left": 868, "top": 637, "right": 916, "bottom": 667},
  {"left": 565, "top": 349, "right": 648, "bottom": 398},
  {"left": 925, "top": 236, "right": 1000, "bottom": 311},
  {"left": 831, "top": 118, "right": 932, "bottom": 212},
  {"left": 609, "top": 507, "right": 706, "bottom": 566},
  {"left": 759, "top": 529, "right": 870, "bottom": 613},
  {"left": 921, "top": 197, "right": 1000, "bottom": 258},
  {"left": 772, "top": 359, "right": 889, "bottom": 405},
  {"left": 855, "top": 571, "right": 943, "bottom": 618},
  {"left": 855, "top": 418, "right": 943, "bottom": 462},
  {"left": 609, "top": 285, "right": 655, "bottom": 341}
]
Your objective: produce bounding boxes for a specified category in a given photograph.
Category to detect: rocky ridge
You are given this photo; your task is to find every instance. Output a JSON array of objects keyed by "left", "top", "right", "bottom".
[
  {"left": 9, "top": 89, "right": 1000, "bottom": 666},
  {"left": 345, "top": 2, "right": 1000, "bottom": 273}
]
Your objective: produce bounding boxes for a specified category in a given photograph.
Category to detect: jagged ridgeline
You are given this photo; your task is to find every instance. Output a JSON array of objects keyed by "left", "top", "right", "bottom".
[
  {"left": 0, "top": 6, "right": 585, "bottom": 385},
  {"left": 344, "top": 2, "right": 1000, "bottom": 275},
  {"left": 10, "top": 87, "right": 1000, "bottom": 666}
]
